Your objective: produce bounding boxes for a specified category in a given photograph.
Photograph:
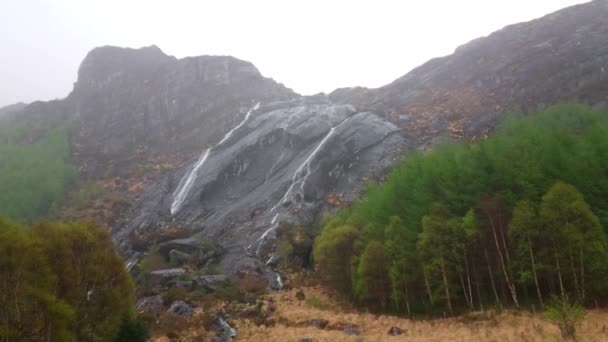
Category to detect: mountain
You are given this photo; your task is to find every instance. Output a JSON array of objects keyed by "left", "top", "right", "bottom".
[
  {"left": 331, "top": 0, "right": 608, "bottom": 148},
  {"left": 3, "top": 45, "right": 406, "bottom": 282},
  {"left": 0, "top": 102, "right": 27, "bottom": 120},
  {"left": 3, "top": 0, "right": 608, "bottom": 285}
]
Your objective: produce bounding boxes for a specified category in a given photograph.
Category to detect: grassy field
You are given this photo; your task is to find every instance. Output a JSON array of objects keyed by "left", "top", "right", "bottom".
[
  {"left": 234, "top": 287, "right": 608, "bottom": 342},
  {"left": 151, "top": 284, "right": 608, "bottom": 341}
]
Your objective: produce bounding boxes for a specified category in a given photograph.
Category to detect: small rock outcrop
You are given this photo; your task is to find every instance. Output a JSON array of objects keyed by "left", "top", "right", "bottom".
[
  {"left": 193, "top": 275, "right": 229, "bottom": 291},
  {"left": 135, "top": 295, "right": 164, "bottom": 313},
  {"left": 148, "top": 268, "right": 186, "bottom": 286},
  {"left": 213, "top": 315, "right": 237, "bottom": 342},
  {"left": 167, "top": 300, "right": 194, "bottom": 317},
  {"left": 388, "top": 326, "right": 406, "bottom": 335}
]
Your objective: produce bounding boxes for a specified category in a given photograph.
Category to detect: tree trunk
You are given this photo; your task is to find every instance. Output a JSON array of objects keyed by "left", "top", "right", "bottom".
[
  {"left": 497, "top": 209, "right": 512, "bottom": 268},
  {"left": 460, "top": 273, "right": 472, "bottom": 310},
  {"left": 489, "top": 217, "right": 519, "bottom": 307},
  {"left": 553, "top": 244, "right": 566, "bottom": 299},
  {"left": 528, "top": 237, "right": 543, "bottom": 307},
  {"left": 423, "top": 266, "right": 434, "bottom": 305},
  {"left": 579, "top": 248, "right": 585, "bottom": 301},
  {"left": 440, "top": 255, "right": 453, "bottom": 314},
  {"left": 405, "top": 285, "right": 412, "bottom": 318},
  {"left": 569, "top": 249, "right": 581, "bottom": 301},
  {"left": 472, "top": 260, "right": 484, "bottom": 311},
  {"left": 464, "top": 250, "right": 474, "bottom": 309},
  {"left": 484, "top": 246, "right": 502, "bottom": 309}
]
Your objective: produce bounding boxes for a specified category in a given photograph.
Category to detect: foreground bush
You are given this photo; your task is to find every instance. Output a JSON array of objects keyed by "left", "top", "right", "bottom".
[
  {"left": 0, "top": 219, "right": 137, "bottom": 341},
  {"left": 544, "top": 296, "right": 586, "bottom": 339}
]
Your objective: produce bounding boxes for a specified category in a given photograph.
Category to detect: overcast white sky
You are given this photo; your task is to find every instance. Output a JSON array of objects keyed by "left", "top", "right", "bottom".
[{"left": 0, "top": 0, "right": 589, "bottom": 107}]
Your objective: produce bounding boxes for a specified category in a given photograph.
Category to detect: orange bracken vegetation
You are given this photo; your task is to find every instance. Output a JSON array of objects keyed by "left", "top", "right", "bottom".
[{"left": 235, "top": 287, "right": 608, "bottom": 342}]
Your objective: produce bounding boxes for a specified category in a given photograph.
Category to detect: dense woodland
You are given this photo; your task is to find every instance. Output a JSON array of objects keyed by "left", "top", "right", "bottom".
[
  {"left": 0, "top": 123, "right": 75, "bottom": 221},
  {"left": 314, "top": 105, "right": 608, "bottom": 315},
  {"left": 0, "top": 219, "right": 146, "bottom": 342}
]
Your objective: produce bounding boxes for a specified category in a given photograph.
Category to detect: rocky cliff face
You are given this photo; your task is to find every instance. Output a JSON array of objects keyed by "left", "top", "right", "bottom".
[
  {"left": 69, "top": 45, "right": 297, "bottom": 179},
  {"left": 119, "top": 96, "right": 406, "bottom": 275},
  {"left": 331, "top": 0, "right": 608, "bottom": 148}
]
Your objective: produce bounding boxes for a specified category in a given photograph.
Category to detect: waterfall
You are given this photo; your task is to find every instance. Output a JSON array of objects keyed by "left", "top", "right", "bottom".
[
  {"left": 274, "top": 272, "right": 284, "bottom": 290},
  {"left": 269, "top": 116, "right": 352, "bottom": 214},
  {"left": 170, "top": 103, "right": 260, "bottom": 215},
  {"left": 255, "top": 116, "right": 353, "bottom": 256},
  {"left": 170, "top": 149, "right": 211, "bottom": 215},
  {"left": 125, "top": 253, "right": 141, "bottom": 272},
  {"left": 216, "top": 316, "right": 237, "bottom": 340}
]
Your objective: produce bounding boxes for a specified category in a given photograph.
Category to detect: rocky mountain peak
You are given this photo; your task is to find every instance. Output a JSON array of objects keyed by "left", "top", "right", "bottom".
[
  {"left": 75, "top": 45, "right": 173, "bottom": 91},
  {"left": 62, "top": 46, "right": 299, "bottom": 180}
]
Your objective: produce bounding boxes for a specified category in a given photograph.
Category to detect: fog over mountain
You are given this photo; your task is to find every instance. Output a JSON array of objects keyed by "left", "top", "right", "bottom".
[{"left": 0, "top": 0, "right": 587, "bottom": 107}]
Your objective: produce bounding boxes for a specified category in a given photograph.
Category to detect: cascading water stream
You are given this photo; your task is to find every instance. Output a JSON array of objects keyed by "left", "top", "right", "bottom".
[
  {"left": 255, "top": 116, "right": 353, "bottom": 256},
  {"left": 170, "top": 103, "right": 260, "bottom": 215},
  {"left": 125, "top": 253, "right": 141, "bottom": 272}
]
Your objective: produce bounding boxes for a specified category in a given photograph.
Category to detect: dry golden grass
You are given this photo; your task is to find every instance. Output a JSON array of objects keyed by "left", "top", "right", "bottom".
[{"left": 235, "top": 286, "right": 608, "bottom": 342}]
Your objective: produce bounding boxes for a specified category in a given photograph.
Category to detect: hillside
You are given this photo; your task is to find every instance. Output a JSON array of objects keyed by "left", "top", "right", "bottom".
[{"left": 331, "top": 0, "right": 608, "bottom": 148}]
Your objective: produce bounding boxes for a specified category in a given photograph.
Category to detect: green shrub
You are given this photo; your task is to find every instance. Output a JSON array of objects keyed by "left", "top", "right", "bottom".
[
  {"left": 544, "top": 296, "right": 586, "bottom": 339},
  {"left": 112, "top": 315, "right": 150, "bottom": 342}
]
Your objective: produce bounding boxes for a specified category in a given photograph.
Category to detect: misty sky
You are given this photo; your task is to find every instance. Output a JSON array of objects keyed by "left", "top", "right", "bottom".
[{"left": 0, "top": 0, "right": 589, "bottom": 107}]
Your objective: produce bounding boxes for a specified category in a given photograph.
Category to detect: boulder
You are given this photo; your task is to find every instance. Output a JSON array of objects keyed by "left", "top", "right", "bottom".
[
  {"left": 193, "top": 274, "right": 228, "bottom": 291},
  {"left": 169, "top": 249, "right": 192, "bottom": 265},
  {"left": 388, "top": 327, "right": 406, "bottom": 335},
  {"left": 148, "top": 268, "right": 186, "bottom": 286},
  {"left": 343, "top": 324, "right": 360, "bottom": 336},
  {"left": 329, "top": 323, "right": 360, "bottom": 336},
  {"left": 135, "top": 295, "right": 163, "bottom": 313},
  {"left": 167, "top": 300, "right": 194, "bottom": 317},
  {"left": 213, "top": 315, "right": 237, "bottom": 342},
  {"left": 158, "top": 238, "right": 201, "bottom": 256},
  {"left": 309, "top": 319, "right": 328, "bottom": 329}
]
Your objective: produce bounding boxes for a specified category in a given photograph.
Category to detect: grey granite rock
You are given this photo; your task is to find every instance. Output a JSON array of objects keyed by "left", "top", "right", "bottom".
[
  {"left": 167, "top": 300, "right": 194, "bottom": 317},
  {"left": 119, "top": 96, "right": 406, "bottom": 277},
  {"left": 135, "top": 295, "right": 163, "bottom": 313},
  {"left": 148, "top": 268, "right": 186, "bottom": 286}
]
